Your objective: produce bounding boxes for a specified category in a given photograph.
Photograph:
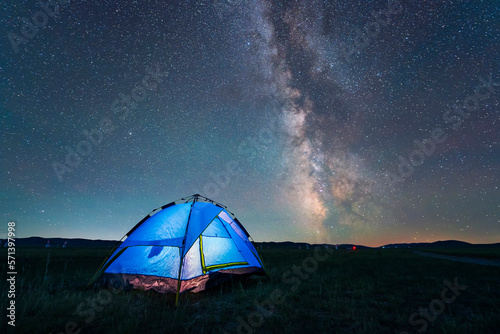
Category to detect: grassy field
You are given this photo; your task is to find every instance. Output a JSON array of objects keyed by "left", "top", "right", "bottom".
[{"left": 2, "top": 247, "right": 500, "bottom": 334}]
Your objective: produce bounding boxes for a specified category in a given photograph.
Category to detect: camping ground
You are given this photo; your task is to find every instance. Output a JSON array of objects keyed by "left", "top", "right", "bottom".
[{"left": 2, "top": 246, "right": 500, "bottom": 333}]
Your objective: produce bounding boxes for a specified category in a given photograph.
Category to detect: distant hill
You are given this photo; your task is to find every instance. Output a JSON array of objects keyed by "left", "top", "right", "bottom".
[
  {"left": 254, "top": 241, "right": 371, "bottom": 250},
  {"left": 255, "top": 240, "right": 499, "bottom": 250},
  {"left": 2, "top": 238, "right": 368, "bottom": 249},
  {"left": 381, "top": 240, "right": 500, "bottom": 249},
  {"left": 1, "top": 237, "right": 498, "bottom": 249},
  {"left": 0, "top": 237, "right": 118, "bottom": 248}
]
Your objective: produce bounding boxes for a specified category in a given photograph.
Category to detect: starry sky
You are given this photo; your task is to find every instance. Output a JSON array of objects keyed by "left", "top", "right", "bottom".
[{"left": 1, "top": 0, "right": 498, "bottom": 247}]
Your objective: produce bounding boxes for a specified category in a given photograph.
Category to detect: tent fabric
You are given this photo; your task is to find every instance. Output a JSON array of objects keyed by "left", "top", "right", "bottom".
[
  {"left": 98, "top": 266, "right": 264, "bottom": 294},
  {"left": 91, "top": 194, "right": 266, "bottom": 299}
]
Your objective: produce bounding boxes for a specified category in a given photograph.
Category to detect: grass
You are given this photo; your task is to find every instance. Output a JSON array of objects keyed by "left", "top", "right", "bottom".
[
  {"left": 1, "top": 247, "right": 500, "bottom": 333},
  {"left": 418, "top": 248, "right": 500, "bottom": 260}
]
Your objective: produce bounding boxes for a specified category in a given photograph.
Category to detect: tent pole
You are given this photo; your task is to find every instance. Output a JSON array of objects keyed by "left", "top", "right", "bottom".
[
  {"left": 175, "top": 248, "right": 182, "bottom": 307},
  {"left": 174, "top": 195, "right": 197, "bottom": 306}
]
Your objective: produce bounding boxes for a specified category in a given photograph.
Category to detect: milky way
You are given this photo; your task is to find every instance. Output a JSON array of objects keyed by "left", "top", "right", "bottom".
[
  {"left": 231, "top": 0, "right": 391, "bottom": 243},
  {"left": 222, "top": 0, "right": 498, "bottom": 244}
]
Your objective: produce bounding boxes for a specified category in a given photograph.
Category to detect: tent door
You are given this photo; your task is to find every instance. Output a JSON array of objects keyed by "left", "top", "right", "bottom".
[{"left": 199, "top": 235, "right": 247, "bottom": 274}]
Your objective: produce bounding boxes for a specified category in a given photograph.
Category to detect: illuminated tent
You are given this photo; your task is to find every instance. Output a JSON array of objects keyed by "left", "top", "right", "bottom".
[{"left": 89, "top": 194, "right": 266, "bottom": 304}]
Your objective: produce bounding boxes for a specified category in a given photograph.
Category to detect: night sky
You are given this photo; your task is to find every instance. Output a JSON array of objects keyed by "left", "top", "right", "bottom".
[{"left": 1, "top": 0, "right": 498, "bottom": 247}]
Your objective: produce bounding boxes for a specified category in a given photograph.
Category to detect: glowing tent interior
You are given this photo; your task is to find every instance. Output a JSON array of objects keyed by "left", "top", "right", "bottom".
[{"left": 89, "top": 194, "right": 266, "bottom": 304}]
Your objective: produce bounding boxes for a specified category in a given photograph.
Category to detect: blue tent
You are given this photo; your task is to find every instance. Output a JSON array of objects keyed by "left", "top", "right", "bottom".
[{"left": 90, "top": 194, "right": 266, "bottom": 304}]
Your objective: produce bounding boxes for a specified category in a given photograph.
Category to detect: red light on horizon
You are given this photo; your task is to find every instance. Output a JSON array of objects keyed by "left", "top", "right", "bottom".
[{"left": 353, "top": 246, "right": 356, "bottom": 250}]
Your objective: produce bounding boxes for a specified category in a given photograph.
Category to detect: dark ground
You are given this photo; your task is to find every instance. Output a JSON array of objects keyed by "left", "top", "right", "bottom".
[{"left": 1, "top": 247, "right": 500, "bottom": 333}]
